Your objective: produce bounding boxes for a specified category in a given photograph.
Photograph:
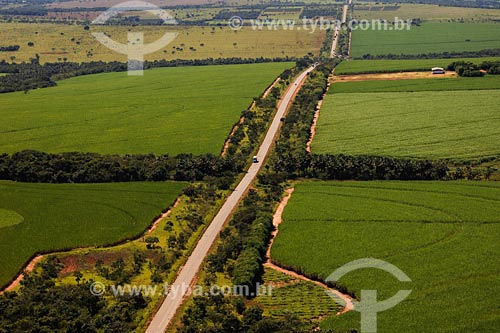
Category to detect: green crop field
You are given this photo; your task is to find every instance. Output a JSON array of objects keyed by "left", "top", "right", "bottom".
[
  {"left": 0, "top": 180, "right": 186, "bottom": 288},
  {"left": 312, "top": 88, "right": 500, "bottom": 160},
  {"left": 334, "top": 57, "right": 500, "bottom": 75},
  {"left": 257, "top": 269, "right": 339, "bottom": 321},
  {"left": 271, "top": 180, "right": 500, "bottom": 333},
  {"left": 331, "top": 75, "right": 500, "bottom": 93},
  {"left": 0, "top": 63, "right": 291, "bottom": 155},
  {"left": 353, "top": 3, "right": 500, "bottom": 21},
  {"left": 350, "top": 22, "right": 500, "bottom": 58},
  {"left": 0, "top": 23, "right": 324, "bottom": 63}
]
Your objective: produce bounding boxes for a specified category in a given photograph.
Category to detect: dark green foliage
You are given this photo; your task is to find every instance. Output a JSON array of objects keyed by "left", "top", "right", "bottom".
[
  {"left": 274, "top": 153, "right": 449, "bottom": 180},
  {"left": 0, "top": 45, "right": 19, "bottom": 52},
  {"left": 301, "top": 6, "right": 341, "bottom": 18},
  {"left": 0, "top": 150, "right": 244, "bottom": 183},
  {"left": 214, "top": 9, "right": 261, "bottom": 19},
  {"left": 447, "top": 61, "right": 486, "bottom": 77},
  {"left": 359, "top": 48, "right": 500, "bottom": 60},
  {"left": 0, "top": 272, "right": 147, "bottom": 333}
]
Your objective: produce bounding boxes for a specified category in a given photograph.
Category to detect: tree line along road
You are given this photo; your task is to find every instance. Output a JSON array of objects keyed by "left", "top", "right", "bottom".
[{"left": 145, "top": 64, "right": 317, "bottom": 333}]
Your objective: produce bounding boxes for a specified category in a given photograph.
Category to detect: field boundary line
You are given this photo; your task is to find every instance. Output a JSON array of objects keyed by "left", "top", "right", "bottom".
[
  {"left": 306, "top": 73, "right": 333, "bottom": 153},
  {"left": 147, "top": 198, "right": 181, "bottom": 234},
  {"left": 264, "top": 187, "right": 354, "bottom": 315},
  {"left": 0, "top": 255, "right": 44, "bottom": 294}
]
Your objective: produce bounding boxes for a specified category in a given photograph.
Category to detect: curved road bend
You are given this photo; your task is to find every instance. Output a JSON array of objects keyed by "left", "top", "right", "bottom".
[{"left": 146, "top": 64, "right": 317, "bottom": 333}]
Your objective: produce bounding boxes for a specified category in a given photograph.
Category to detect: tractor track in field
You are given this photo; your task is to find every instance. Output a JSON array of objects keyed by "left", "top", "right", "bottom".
[{"left": 264, "top": 188, "right": 354, "bottom": 315}]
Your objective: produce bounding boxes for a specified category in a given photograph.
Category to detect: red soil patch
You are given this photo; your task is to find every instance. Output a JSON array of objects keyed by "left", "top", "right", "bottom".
[
  {"left": 306, "top": 81, "right": 331, "bottom": 153},
  {"left": 2, "top": 255, "right": 44, "bottom": 293},
  {"left": 262, "top": 77, "right": 281, "bottom": 98},
  {"left": 58, "top": 249, "right": 135, "bottom": 277},
  {"left": 266, "top": 188, "right": 294, "bottom": 260},
  {"left": 334, "top": 71, "right": 457, "bottom": 82},
  {"left": 221, "top": 117, "right": 245, "bottom": 157}
]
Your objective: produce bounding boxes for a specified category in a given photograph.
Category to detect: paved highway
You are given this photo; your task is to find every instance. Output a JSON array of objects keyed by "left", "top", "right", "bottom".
[
  {"left": 330, "top": 0, "right": 352, "bottom": 58},
  {"left": 145, "top": 64, "right": 317, "bottom": 333}
]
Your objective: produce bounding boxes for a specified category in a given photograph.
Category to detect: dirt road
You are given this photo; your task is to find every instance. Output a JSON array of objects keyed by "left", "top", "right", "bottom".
[
  {"left": 1, "top": 255, "right": 43, "bottom": 293},
  {"left": 145, "top": 64, "right": 317, "bottom": 333},
  {"left": 334, "top": 71, "right": 457, "bottom": 82},
  {"left": 264, "top": 188, "right": 354, "bottom": 315}
]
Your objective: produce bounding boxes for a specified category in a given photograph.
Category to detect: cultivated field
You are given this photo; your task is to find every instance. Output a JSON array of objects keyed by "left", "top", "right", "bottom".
[
  {"left": 0, "top": 63, "right": 291, "bottom": 155},
  {"left": 353, "top": 3, "right": 500, "bottom": 21},
  {"left": 272, "top": 180, "right": 500, "bottom": 333},
  {"left": 0, "top": 180, "right": 186, "bottom": 288},
  {"left": 312, "top": 86, "right": 500, "bottom": 160},
  {"left": 0, "top": 23, "right": 324, "bottom": 63},
  {"left": 334, "top": 57, "right": 500, "bottom": 75},
  {"left": 350, "top": 22, "right": 500, "bottom": 58},
  {"left": 331, "top": 75, "right": 500, "bottom": 93},
  {"left": 256, "top": 269, "right": 339, "bottom": 321}
]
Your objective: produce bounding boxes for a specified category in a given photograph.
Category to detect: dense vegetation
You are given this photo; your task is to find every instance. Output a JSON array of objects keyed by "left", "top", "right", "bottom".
[
  {"left": 301, "top": 6, "right": 341, "bottom": 18},
  {"left": 448, "top": 59, "right": 500, "bottom": 76},
  {"left": 0, "top": 257, "right": 149, "bottom": 332},
  {"left": 0, "top": 45, "right": 19, "bottom": 52},
  {"left": 274, "top": 154, "right": 448, "bottom": 181},
  {"left": 357, "top": 48, "right": 500, "bottom": 60},
  {"left": 0, "top": 151, "right": 243, "bottom": 183},
  {"left": 272, "top": 180, "right": 500, "bottom": 332},
  {"left": 213, "top": 9, "right": 261, "bottom": 20}
]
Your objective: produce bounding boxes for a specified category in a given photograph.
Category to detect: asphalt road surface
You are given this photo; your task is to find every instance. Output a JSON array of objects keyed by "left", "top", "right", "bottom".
[
  {"left": 330, "top": 0, "right": 352, "bottom": 58},
  {"left": 145, "top": 64, "right": 317, "bottom": 333}
]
